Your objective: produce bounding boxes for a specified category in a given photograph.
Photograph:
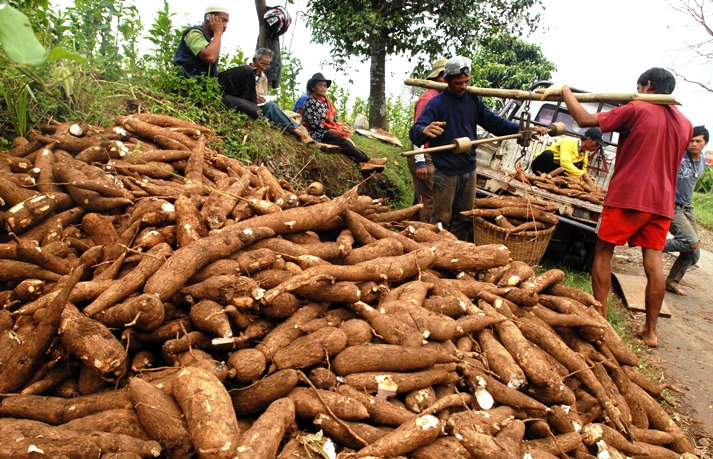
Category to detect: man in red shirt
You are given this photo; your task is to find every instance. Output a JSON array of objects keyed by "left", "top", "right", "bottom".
[
  {"left": 546, "top": 68, "right": 693, "bottom": 347},
  {"left": 409, "top": 57, "right": 446, "bottom": 222}
]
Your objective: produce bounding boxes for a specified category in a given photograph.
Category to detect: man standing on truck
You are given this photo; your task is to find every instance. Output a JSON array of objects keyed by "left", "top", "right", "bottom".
[
  {"left": 530, "top": 127, "right": 604, "bottom": 183},
  {"left": 409, "top": 56, "right": 546, "bottom": 240},
  {"left": 543, "top": 68, "right": 693, "bottom": 347},
  {"left": 664, "top": 125, "right": 709, "bottom": 297}
]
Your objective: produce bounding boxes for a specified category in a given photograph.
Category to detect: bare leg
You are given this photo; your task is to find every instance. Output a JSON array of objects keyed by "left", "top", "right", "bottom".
[
  {"left": 591, "top": 238, "right": 615, "bottom": 318},
  {"left": 641, "top": 247, "right": 665, "bottom": 347}
]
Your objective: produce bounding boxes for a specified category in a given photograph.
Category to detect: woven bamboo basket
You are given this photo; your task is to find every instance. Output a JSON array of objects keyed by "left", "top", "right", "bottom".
[{"left": 472, "top": 216, "right": 557, "bottom": 265}]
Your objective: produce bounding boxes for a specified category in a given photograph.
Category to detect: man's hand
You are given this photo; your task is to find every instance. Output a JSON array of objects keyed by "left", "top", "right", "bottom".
[
  {"left": 209, "top": 14, "right": 224, "bottom": 36},
  {"left": 415, "top": 164, "right": 433, "bottom": 181},
  {"left": 536, "top": 83, "right": 568, "bottom": 100},
  {"left": 256, "top": 95, "right": 266, "bottom": 104},
  {"left": 423, "top": 121, "right": 446, "bottom": 138}
]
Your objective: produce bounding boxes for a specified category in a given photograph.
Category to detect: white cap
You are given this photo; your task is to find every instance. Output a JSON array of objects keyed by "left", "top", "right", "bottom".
[
  {"left": 444, "top": 56, "right": 472, "bottom": 77},
  {"left": 205, "top": 3, "right": 229, "bottom": 15}
]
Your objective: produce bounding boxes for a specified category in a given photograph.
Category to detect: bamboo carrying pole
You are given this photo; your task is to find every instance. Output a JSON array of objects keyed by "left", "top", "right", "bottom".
[
  {"left": 404, "top": 78, "right": 681, "bottom": 105},
  {"left": 402, "top": 122, "right": 567, "bottom": 157}
]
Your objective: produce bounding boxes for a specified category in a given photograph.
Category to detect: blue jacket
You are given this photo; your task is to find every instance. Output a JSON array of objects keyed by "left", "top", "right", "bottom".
[{"left": 409, "top": 90, "right": 519, "bottom": 176}]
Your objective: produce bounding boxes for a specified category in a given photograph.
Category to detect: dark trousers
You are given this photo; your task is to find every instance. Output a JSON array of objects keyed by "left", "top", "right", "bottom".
[
  {"left": 322, "top": 131, "right": 369, "bottom": 163},
  {"left": 531, "top": 149, "right": 558, "bottom": 174},
  {"left": 431, "top": 169, "right": 477, "bottom": 241}
]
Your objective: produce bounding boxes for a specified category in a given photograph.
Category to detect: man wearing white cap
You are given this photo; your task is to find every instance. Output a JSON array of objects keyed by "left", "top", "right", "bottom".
[
  {"left": 173, "top": 3, "right": 229, "bottom": 78},
  {"left": 409, "top": 56, "right": 546, "bottom": 240}
]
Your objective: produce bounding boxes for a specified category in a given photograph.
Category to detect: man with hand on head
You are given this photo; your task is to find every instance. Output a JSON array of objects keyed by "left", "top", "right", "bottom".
[
  {"left": 173, "top": 4, "right": 229, "bottom": 78},
  {"left": 409, "top": 56, "right": 547, "bottom": 240},
  {"left": 664, "top": 125, "right": 709, "bottom": 297},
  {"left": 543, "top": 68, "right": 693, "bottom": 347}
]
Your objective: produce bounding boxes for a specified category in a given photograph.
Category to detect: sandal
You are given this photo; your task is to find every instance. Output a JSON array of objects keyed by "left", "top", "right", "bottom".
[
  {"left": 368, "top": 157, "right": 388, "bottom": 166},
  {"left": 665, "top": 282, "right": 688, "bottom": 296}
]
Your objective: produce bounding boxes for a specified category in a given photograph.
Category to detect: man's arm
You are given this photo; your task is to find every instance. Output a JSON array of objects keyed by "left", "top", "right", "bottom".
[
  {"left": 197, "top": 16, "right": 224, "bottom": 63},
  {"left": 409, "top": 99, "right": 445, "bottom": 147},
  {"left": 558, "top": 143, "right": 585, "bottom": 178},
  {"left": 561, "top": 87, "right": 598, "bottom": 127}
]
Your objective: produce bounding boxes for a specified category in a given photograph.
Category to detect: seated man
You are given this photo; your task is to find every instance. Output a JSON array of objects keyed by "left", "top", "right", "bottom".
[
  {"left": 173, "top": 6, "right": 324, "bottom": 147},
  {"left": 530, "top": 127, "right": 604, "bottom": 182}
]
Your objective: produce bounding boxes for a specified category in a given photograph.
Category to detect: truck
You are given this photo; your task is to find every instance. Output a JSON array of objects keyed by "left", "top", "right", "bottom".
[{"left": 474, "top": 81, "right": 622, "bottom": 268}]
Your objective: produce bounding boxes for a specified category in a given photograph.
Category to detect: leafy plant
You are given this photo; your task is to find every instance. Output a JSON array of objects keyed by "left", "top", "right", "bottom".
[
  {"left": 0, "top": 3, "right": 85, "bottom": 136},
  {"left": 142, "top": 0, "right": 180, "bottom": 71},
  {"left": 276, "top": 48, "right": 303, "bottom": 110}
]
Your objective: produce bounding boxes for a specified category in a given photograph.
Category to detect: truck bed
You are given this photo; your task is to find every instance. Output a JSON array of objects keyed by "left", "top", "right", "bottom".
[{"left": 475, "top": 164, "right": 602, "bottom": 224}]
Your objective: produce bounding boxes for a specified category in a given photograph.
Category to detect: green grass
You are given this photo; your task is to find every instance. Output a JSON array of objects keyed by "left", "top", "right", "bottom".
[{"left": 693, "top": 192, "right": 713, "bottom": 230}]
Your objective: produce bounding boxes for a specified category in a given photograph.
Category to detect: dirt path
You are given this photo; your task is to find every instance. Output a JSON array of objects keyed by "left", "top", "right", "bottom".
[{"left": 611, "top": 226, "right": 713, "bottom": 456}]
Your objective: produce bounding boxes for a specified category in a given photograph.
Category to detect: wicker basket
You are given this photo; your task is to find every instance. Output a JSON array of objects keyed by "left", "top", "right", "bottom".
[{"left": 472, "top": 216, "right": 556, "bottom": 265}]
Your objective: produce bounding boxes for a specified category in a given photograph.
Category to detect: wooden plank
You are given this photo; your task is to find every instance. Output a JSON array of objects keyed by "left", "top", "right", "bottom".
[{"left": 611, "top": 272, "right": 672, "bottom": 318}]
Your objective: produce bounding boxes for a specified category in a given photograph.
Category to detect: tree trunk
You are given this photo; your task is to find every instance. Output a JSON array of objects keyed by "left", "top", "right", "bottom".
[
  {"left": 255, "top": 0, "right": 267, "bottom": 49},
  {"left": 368, "top": 33, "right": 388, "bottom": 130}
]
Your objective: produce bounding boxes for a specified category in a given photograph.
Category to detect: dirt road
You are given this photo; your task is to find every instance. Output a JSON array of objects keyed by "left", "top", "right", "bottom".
[{"left": 612, "top": 226, "right": 713, "bottom": 455}]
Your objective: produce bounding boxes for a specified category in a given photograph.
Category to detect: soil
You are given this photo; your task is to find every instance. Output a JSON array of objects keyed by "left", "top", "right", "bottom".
[{"left": 611, "top": 225, "right": 713, "bottom": 457}]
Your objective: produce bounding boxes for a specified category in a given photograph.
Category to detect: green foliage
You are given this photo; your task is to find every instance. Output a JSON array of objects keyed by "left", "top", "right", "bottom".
[
  {"left": 470, "top": 33, "right": 556, "bottom": 111},
  {"left": 220, "top": 49, "right": 248, "bottom": 69},
  {"left": 693, "top": 191, "right": 713, "bottom": 229},
  {"left": 305, "top": 0, "right": 544, "bottom": 128},
  {"left": 143, "top": 0, "right": 177, "bottom": 71},
  {"left": 385, "top": 95, "right": 414, "bottom": 139},
  {"left": 694, "top": 167, "right": 713, "bottom": 193},
  {"left": 276, "top": 49, "right": 303, "bottom": 110},
  {"left": 0, "top": 3, "right": 47, "bottom": 65},
  {"left": 327, "top": 84, "right": 350, "bottom": 121},
  {"left": 349, "top": 96, "right": 369, "bottom": 125},
  {"left": 305, "top": 0, "right": 542, "bottom": 69}
]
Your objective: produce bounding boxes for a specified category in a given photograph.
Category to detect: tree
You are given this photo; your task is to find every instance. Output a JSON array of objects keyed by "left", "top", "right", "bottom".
[
  {"left": 255, "top": 0, "right": 267, "bottom": 48},
  {"left": 304, "top": 0, "right": 543, "bottom": 129},
  {"left": 671, "top": 0, "right": 712, "bottom": 91},
  {"left": 471, "top": 33, "right": 555, "bottom": 111}
]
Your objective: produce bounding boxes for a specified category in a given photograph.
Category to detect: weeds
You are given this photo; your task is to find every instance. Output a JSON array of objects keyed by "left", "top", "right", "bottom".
[{"left": 693, "top": 192, "right": 713, "bottom": 230}]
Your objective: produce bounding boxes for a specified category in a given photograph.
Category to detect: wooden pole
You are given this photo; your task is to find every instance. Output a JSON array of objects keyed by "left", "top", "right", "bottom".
[{"left": 404, "top": 78, "right": 681, "bottom": 105}]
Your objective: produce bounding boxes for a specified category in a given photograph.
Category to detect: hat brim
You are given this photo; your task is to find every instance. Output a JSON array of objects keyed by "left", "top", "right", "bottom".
[{"left": 426, "top": 67, "right": 445, "bottom": 79}]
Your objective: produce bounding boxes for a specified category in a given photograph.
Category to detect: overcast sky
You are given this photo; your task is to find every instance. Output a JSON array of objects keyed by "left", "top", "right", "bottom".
[{"left": 120, "top": 0, "right": 713, "bottom": 131}]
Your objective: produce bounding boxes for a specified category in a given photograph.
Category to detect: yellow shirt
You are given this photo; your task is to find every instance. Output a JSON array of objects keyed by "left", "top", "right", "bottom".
[{"left": 535, "top": 137, "right": 588, "bottom": 178}]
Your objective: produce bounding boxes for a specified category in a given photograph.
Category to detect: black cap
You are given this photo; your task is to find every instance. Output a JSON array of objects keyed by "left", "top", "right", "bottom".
[
  {"left": 583, "top": 127, "right": 605, "bottom": 147},
  {"left": 306, "top": 73, "right": 331, "bottom": 92}
]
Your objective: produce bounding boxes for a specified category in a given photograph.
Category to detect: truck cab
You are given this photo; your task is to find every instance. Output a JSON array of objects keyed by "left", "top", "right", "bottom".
[{"left": 475, "top": 81, "right": 621, "bottom": 267}]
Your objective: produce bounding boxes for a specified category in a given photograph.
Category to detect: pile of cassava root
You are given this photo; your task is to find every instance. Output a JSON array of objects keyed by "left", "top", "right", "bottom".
[
  {"left": 513, "top": 166, "right": 607, "bottom": 206},
  {"left": 461, "top": 195, "right": 559, "bottom": 235},
  {"left": 0, "top": 114, "right": 696, "bottom": 458}
]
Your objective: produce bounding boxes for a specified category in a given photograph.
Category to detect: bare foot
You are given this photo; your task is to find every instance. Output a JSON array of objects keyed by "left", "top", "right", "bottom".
[{"left": 640, "top": 328, "right": 659, "bottom": 347}]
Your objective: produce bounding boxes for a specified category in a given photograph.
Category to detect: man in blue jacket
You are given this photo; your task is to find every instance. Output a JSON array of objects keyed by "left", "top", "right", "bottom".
[{"left": 409, "top": 56, "right": 545, "bottom": 240}]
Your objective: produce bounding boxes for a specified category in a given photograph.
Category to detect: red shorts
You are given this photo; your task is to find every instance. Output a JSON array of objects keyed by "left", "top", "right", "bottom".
[{"left": 596, "top": 207, "right": 671, "bottom": 250}]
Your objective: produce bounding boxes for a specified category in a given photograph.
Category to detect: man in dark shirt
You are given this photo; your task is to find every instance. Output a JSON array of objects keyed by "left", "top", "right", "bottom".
[
  {"left": 664, "top": 125, "right": 709, "bottom": 296},
  {"left": 409, "top": 56, "right": 546, "bottom": 240}
]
